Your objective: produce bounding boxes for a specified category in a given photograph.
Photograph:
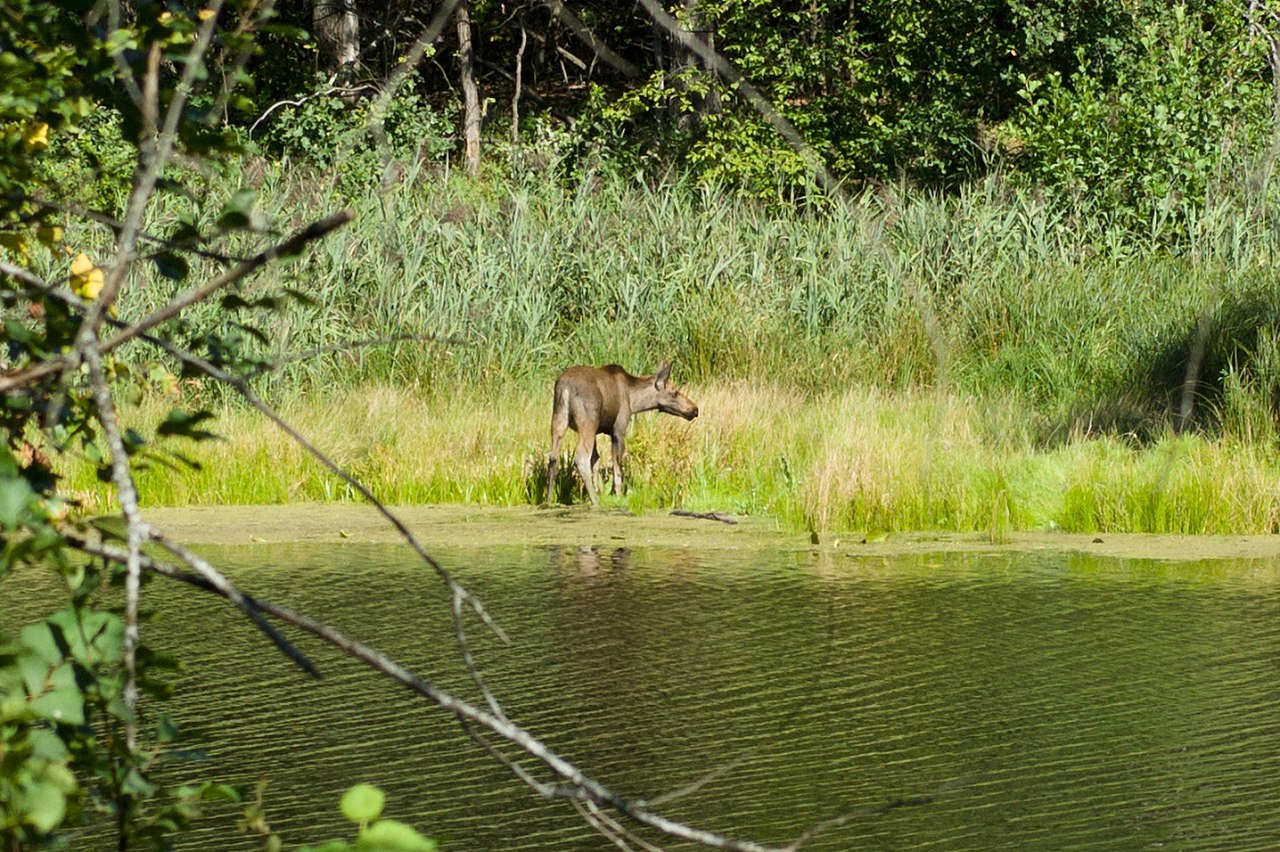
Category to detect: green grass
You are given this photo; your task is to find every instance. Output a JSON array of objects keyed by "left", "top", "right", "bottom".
[
  {"left": 38, "top": 159, "right": 1280, "bottom": 534},
  {"left": 59, "top": 383, "right": 1280, "bottom": 535}
]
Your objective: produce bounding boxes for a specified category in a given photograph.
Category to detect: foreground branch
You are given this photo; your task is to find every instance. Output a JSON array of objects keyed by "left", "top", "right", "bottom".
[
  {"left": 70, "top": 538, "right": 794, "bottom": 852},
  {"left": 0, "top": 210, "right": 355, "bottom": 396}
]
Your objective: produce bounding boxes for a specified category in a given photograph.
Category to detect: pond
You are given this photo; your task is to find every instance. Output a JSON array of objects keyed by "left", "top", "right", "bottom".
[{"left": 7, "top": 538, "right": 1280, "bottom": 850}]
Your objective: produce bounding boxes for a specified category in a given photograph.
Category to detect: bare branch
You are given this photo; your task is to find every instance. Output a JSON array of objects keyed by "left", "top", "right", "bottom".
[
  {"left": 544, "top": 1, "right": 641, "bottom": 79},
  {"left": 68, "top": 530, "right": 319, "bottom": 677},
  {"left": 74, "top": 540, "right": 792, "bottom": 852},
  {"left": 79, "top": 341, "right": 145, "bottom": 753},
  {"left": 0, "top": 211, "right": 355, "bottom": 396},
  {"left": 99, "top": 210, "right": 355, "bottom": 354},
  {"left": 31, "top": 196, "right": 254, "bottom": 265},
  {"left": 248, "top": 80, "right": 380, "bottom": 136},
  {"left": 635, "top": 0, "right": 844, "bottom": 198},
  {"left": 644, "top": 746, "right": 759, "bottom": 808}
]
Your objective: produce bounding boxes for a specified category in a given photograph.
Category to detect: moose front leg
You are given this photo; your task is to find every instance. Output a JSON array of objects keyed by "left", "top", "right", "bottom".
[
  {"left": 574, "top": 432, "right": 601, "bottom": 505},
  {"left": 610, "top": 432, "right": 626, "bottom": 497}
]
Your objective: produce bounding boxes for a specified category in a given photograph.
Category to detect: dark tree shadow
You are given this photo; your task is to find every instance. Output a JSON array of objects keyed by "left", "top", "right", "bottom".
[{"left": 1042, "top": 286, "right": 1280, "bottom": 446}]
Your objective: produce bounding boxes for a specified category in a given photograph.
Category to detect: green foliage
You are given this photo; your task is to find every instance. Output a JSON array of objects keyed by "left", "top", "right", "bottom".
[
  {"left": 301, "top": 784, "right": 436, "bottom": 852},
  {"left": 0, "top": 577, "right": 245, "bottom": 850},
  {"left": 1010, "top": 2, "right": 1271, "bottom": 231},
  {"left": 0, "top": 3, "right": 393, "bottom": 848},
  {"left": 0, "top": 0, "right": 106, "bottom": 222},
  {"left": 33, "top": 105, "right": 139, "bottom": 214},
  {"left": 253, "top": 75, "right": 454, "bottom": 191}
]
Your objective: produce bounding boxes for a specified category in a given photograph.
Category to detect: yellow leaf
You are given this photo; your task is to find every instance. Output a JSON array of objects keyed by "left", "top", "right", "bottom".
[
  {"left": 197, "top": 8, "right": 215, "bottom": 21},
  {"left": 36, "top": 225, "right": 63, "bottom": 248},
  {"left": 70, "top": 253, "right": 105, "bottom": 300},
  {"left": 69, "top": 253, "right": 94, "bottom": 277},
  {"left": 0, "top": 231, "right": 31, "bottom": 261},
  {"left": 23, "top": 122, "right": 50, "bottom": 150}
]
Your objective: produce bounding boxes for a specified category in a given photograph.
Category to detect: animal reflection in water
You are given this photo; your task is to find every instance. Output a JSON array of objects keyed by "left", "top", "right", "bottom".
[{"left": 554, "top": 545, "right": 633, "bottom": 576}]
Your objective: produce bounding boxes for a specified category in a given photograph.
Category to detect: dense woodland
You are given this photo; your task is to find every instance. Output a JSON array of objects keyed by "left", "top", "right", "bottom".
[
  {"left": 7, "top": 2, "right": 1280, "bottom": 848},
  {"left": 271, "top": 0, "right": 1279, "bottom": 210}
]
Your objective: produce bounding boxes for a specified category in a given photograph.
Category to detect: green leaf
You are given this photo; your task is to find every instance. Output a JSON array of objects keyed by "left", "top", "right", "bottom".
[
  {"left": 356, "top": 819, "right": 435, "bottom": 852},
  {"left": 122, "top": 767, "right": 157, "bottom": 796},
  {"left": 19, "top": 621, "right": 63, "bottom": 666},
  {"left": 29, "top": 727, "right": 69, "bottom": 762},
  {"left": 152, "top": 251, "right": 190, "bottom": 281},
  {"left": 30, "top": 687, "right": 85, "bottom": 725},
  {"left": 340, "top": 783, "right": 385, "bottom": 824},
  {"left": 0, "top": 476, "right": 35, "bottom": 529},
  {"left": 19, "top": 780, "right": 68, "bottom": 833},
  {"left": 217, "top": 188, "right": 257, "bottom": 230},
  {"left": 88, "top": 514, "right": 127, "bottom": 542},
  {"left": 198, "top": 783, "right": 244, "bottom": 804},
  {"left": 156, "top": 408, "right": 220, "bottom": 441},
  {"left": 17, "top": 651, "right": 52, "bottom": 695}
]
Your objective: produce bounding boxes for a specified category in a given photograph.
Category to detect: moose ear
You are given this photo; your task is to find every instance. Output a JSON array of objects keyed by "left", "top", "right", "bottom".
[{"left": 654, "top": 360, "right": 672, "bottom": 389}]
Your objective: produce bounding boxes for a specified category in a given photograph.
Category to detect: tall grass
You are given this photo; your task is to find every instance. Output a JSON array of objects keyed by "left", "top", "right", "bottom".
[
  {"left": 47, "top": 159, "right": 1280, "bottom": 532},
  {"left": 80, "top": 161, "right": 1279, "bottom": 418}
]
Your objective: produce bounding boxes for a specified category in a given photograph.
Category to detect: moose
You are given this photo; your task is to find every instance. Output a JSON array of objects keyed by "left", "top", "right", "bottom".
[{"left": 546, "top": 361, "right": 699, "bottom": 505}]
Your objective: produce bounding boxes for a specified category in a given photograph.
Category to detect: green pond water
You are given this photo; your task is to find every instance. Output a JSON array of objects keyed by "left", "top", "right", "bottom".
[{"left": 6, "top": 543, "right": 1280, "bottom": 850}]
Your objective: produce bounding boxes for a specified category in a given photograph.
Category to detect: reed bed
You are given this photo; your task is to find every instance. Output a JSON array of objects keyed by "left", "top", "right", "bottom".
[{"left": 49, "top": 160, "right": 1280, "bottom": 533}]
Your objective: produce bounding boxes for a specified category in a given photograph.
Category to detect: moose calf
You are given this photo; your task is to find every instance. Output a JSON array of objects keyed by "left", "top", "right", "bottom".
[{"left": 546, "top": 361, "right": 699, "bottom": 505}]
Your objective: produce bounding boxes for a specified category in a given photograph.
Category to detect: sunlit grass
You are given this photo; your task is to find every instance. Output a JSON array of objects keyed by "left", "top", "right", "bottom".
[{"left": 59, "top": 384, "right": 1280, "bottom": 535}]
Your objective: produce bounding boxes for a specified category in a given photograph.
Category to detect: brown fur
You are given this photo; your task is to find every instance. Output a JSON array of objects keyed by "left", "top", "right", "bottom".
[{"left": 546, "top": 361, "right": 698, "bottom": 505}]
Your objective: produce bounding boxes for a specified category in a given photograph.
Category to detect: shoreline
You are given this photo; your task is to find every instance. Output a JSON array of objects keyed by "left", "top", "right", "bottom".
[{"left": 137, "top": 503, "right": 1280, "bottom": 562}]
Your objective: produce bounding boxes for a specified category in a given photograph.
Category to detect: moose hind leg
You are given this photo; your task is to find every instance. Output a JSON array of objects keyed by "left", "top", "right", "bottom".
[{"left": 547, "top": 411, "right": 569, "bottom": 504}]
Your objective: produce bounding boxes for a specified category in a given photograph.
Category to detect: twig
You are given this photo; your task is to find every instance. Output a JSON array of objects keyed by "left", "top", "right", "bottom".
[
  {"left": 68, "top": 531, "right": 319, "bottom": 678},
  {"left": 79, "top": 340, "right": 146, "bottom": 753},
  {"left": 247, "top": 333, "right": 464, "bottom": 378},
  {"left": 544, "top": 0, "right": 641, "bottom": 79},
  {"left": 643, "top": 747, "right": 758, "bottom": 807},
  {"left": 671, "top": 509, "right": 738, "bottom": 525},
  {"left": 248, "top": 81, "right": 379, "bottom": 136},
  {"left": 635, "top": 0, "right": 843, "bottom": 198},
  {"left": 512, "top": 15, "right": 528, "bottom": 144},
  {"left": 31, "top": 196, "right": 254, "bottom": 265},
  {"left": 0, "top": 211, "right": 355, "bottom": 396},
  {"left": 100, "top": 210, "right": 355, "bottom": 355},
  {"left": 81, "top": 542, "right": 792, "bottom": 851}
]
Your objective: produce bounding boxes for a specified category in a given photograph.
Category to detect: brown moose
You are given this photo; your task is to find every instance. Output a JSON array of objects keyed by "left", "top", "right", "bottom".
[{"left": 546, "top": 361, "right": 699, "bottom": 505}]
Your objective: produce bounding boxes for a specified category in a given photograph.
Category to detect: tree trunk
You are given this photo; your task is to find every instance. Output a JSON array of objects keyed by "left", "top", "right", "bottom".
[
  {"left": 456, "top": 0, "right": 482, "bottom": 176},
  {"left": 313, "top": 0, "right": 359, "bottom": 78},
  {"left": 670, "top": 0, "right": 720, "bottom": 130}
]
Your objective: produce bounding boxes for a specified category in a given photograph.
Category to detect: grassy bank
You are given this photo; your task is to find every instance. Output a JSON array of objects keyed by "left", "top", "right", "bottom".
[
  {"left": 59, "top": 383, "right": 1280, "bottom": 536},
  {"left": 38, "top": 161, "right": 1280, "bottom": 534}
]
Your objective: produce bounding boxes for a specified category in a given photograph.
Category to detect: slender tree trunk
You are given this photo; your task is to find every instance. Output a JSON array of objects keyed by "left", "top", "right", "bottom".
[
  {"left": 456, "top": 0, "right": 482, "bottom": 176},
  {"left": 512, "top": 14, "right": 528, "bottom": 146},
  {"left": 671, "top": 0, "right": 720, "bottom": 129},
  {"left": 313, "top": 0, "right": 359, "bottom": 78}
]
